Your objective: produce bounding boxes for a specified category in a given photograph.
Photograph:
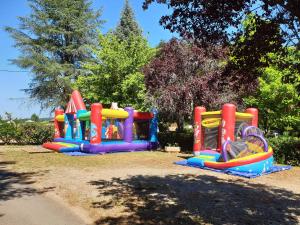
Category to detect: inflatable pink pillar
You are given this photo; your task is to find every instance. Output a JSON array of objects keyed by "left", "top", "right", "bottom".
[
  {"left": 221, "top": 104, "right": 236, "bottom": 144},
  {"left": 245, "top": 108, "right": 258, "bottom": 127},
  {"left": 193, "top": 106, "right": 206, "bottom": 155},
  {"left": 90, "top": 103, "right": 102, "bottom": 144}
]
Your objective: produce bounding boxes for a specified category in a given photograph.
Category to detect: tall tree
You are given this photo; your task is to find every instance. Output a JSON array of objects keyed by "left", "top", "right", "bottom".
[
  {"left": 143, "top": 38, "right": 232, "bottom": 131},
  {"left": 76, "top": 33, "right": 155, "bottom": 109},
  {"left": 6, "top": 0, "right": 103, "bottom": 108},
  {"left": 115, "top": 0, "right": 142, "bottom": 40},
  {"left": 77, "top": 1, "right": 153, "bottom": 109}
]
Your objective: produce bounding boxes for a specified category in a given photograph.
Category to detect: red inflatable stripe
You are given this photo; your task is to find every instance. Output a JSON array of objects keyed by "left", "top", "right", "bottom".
[{"left": 133, "top": 112, "right": 153, "bottom": 120}]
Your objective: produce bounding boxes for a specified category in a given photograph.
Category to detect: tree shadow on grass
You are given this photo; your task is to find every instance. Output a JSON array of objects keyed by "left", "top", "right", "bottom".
[
  {"left": 0, "top": 161, "right": 52, "bottom": 201},
  {"left": 90, "top": 174, "right": 300, "bottom": 225}
]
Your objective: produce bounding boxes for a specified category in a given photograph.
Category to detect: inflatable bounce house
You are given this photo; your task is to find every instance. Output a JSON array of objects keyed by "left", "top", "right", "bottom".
[
  {"left": 43, "top": 90, "right": 158, "bottom": 154},
  {"left": 177, "top": 103, "right": 291, "bottom": 177}
]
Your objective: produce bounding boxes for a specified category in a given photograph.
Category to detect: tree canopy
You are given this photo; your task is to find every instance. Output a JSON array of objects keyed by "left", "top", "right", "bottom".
[
  {"left": 244, "top": 49, "right": 300, "bottom": 135},
  {"left": 221, "top": 14, "right": 284, "bottom": 95},
  {"left": 230, "top": 14, "right": 283, "bottom": 71},
  {"left": 143, "top": 0, "right": 300, "bottom": 48},
  {"left": 144, "top": 38, "right": 233, "bottom": 130},
  {"left": 6, "top": 0, "right": 102, "bottom": 109}
]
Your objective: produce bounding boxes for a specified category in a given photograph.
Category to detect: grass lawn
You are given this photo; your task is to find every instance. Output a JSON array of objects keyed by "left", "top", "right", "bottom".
[{"left": 1, "top": 145, "right": 299, "bottom": 225}]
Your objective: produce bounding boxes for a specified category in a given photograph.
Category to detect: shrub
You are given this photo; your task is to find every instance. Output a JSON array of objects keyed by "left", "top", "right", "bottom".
[
  {"left": 15, "top": 122, "right": 53, "bottom": 145},
  {"left": 0, "top": 121, "right": 17, "bottom": 144},
  {"left": 268, "top": 136, "right": 300, "bottom": 166},
  {"left": 158, "top": 131, "right": 193, "bottom": 153}
]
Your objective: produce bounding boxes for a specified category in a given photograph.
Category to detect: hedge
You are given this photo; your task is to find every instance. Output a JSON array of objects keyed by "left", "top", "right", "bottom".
[
  {"left": 0, "top": 121, "right": 16, "bottom": 144},
  {"left": 0, "top": 121, "right": 53, "bottom": 145},
  {"left": 158, "top": 131, "right": 194, "bottom": 153},
  {"left": 16, "top": 123, "right": 53, "bottom": 145},
  {"left": 268, "top": 136, "right": 300, "bottom": 166}
]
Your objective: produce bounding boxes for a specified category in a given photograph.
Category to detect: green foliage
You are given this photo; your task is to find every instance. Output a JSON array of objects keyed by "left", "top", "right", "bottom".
[
  {"left": 268, "top": 136, "right": 300, "bottom": 166},
  {"left": 244, "top": 49, "right": 300, "bottom": 134},
  {"left": 76, "top": 33, "right": 156, "bottom": 109},
  {"left": 0, "top": 121, "right": 17, "bottom": 144},
  {"left": 0, "top": 119, "right": 53, "bottom": 145},
  {"left": 16, "top": 123, "right": 53, "bottom": 145},
  {"left": 115, "top": 0, "right": 142, "bottom": 41},
  {"left": 30, "top": 113, "right": 39, "bottom": 122},
  {"left": 158, "top": 131, "right": 193, "bottom": 153},
  {"left": 230, "top": 14, "right": 283, "bottom": 73},
  {"left": 6, "top": 0, "right": 103, "bottom": 108},
  {"left": 143, "top": 0, "right": 300, "bottom": 49}
]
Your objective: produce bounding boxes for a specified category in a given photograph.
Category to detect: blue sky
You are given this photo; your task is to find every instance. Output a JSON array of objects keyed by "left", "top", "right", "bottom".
[{"left": 0, "top": 0, "right": 175, "bottom": 119}]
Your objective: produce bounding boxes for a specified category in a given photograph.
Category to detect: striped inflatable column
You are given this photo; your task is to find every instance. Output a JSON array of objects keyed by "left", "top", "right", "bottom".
[
  {"left": 193, "top": 106, "right": 206, "bottom": 156},
  {"left": 90, "top": 103, "right": 102, "bottom": 144},
  {"left": 221, "top": 104, "right": 236, "bottom": 144},
  {"left": 245, "top": 108, "right": 258, "bottom": 127},
  {"left": 54, "top": 109, "right": 64, "bottom": 138}
]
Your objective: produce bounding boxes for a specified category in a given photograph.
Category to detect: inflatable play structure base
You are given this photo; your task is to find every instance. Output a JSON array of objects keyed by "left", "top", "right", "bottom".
[
  {"left": 43, "top": 139, "right": 155, "bottom": 154},
  {"left": 175, "top": 159, "right": 291, "bottom": 178},
  {"left": 43, "top": 90, "right": 158, "bottom": 155},
  {"left": 186, "top": 148, "right": 274, "bottom": 174}
]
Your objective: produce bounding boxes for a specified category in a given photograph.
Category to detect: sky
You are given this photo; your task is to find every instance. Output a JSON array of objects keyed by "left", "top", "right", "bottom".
[{"left": 0, "top": 0, "right": 175, "bottom": 119}]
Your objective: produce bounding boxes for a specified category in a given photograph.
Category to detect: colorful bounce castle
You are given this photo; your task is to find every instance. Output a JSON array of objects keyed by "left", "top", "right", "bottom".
[
  {"left": 43, "top": 90, "right": 158, "bottom": 154},
  {"left": 185, "top": 104, "right": 275, "bottom": 174}
]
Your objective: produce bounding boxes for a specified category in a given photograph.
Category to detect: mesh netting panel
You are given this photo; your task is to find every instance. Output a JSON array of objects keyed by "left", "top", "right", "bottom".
[
  {"left": 235, "top": 121, "right": 249, "bottom": 140},
  {"left": 204, "top": 126, "right": 219, "bottom": 149},
  {"left": 84, "top": 120, "right": 90, "bottom": 140},
  {"left": 221, "top": 135, "right": 267, "bottom": 161},
  {"left": 133, "top": 121, "right": 150, "bottom": 140},
  {"left": 102, "top": 119, "right": 125, "bottom": 140},
  {"left": 244, "top": 135, "right": 266, "bottom": 153}
]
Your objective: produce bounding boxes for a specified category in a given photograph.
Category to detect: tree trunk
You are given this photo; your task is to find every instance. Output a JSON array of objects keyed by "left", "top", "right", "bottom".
[{"left": 176, "top": 117, "right": 184, "bottom": 132}]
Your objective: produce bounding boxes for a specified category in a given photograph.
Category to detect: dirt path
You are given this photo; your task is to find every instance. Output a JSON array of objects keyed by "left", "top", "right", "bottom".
[
  {"left": 0, "top": 146, "right": 299, "bottom": 225},
  {"left": 0, "top": 150, "right": 91, "bottom": 225},
  {"left": 0, "top": 193, "right": 88, "bottom": 225}
]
